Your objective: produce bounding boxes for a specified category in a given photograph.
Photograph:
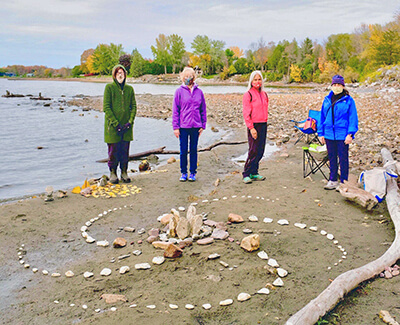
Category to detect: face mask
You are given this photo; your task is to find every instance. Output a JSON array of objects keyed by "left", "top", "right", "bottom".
[
  {"left": 331, "top": 85, "right": 343, "bottom": 95},
  {"left": 116, "top": 72, "right": 125, "bottom": 84},
  {"left": 252, "top": 81, "right": 262, "bottom": 89},
  {"left": 184, "top": 77, "right": 193, "bottom": 86}
]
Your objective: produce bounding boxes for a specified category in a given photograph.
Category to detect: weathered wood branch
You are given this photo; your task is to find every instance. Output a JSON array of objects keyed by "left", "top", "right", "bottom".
[
  {"left": 96, "top": 140, "right": 247, "bottom": 163},
  {"left": 338, "top": 181, "right": 379, "bottom": 211},
  {"left": 286, "top": 148, "right": 400, "bottom": 325}
]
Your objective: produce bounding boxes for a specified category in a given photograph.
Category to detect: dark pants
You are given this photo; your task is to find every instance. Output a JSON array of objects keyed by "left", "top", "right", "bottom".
[
  {"left": 243, "top": 123, "right": 267, "bottom": 178},
  {"left": 179, "top": 128, "right": 200, "bottom": 175},
  {"left": 325, "top": 139, "right": 349, "bottom": 182},
  {"left": 107, "top": 141, "right": 130, "bottom": 170}
]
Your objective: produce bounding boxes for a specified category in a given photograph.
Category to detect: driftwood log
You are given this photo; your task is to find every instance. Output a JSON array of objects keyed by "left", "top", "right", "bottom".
[
  {"left": 2, "top": 90, "right": 25, "bottom": 98},
  {"left": 96, "top": 140, "right": 247, "bottom": 163},
  {"left": 338, "top": 181, "right": 379, "bottom": 210},
  {"left": 286, "top": 148, "right": 400, "bottom": 325}
]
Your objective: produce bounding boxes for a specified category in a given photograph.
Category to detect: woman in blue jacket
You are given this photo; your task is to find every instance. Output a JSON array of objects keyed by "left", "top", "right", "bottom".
[{"left": 318, "top": 75, "right": 358, "bottom": 190}]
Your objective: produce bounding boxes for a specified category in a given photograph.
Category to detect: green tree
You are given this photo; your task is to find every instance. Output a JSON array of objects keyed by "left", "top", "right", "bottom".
[
  {"left": 130, "top": 49, "right": 146, "bottom": 77},
  {"left": 233, "top": 58, "right": 252, "bottom": 74},
  {"left": 225, "top": 48, "right": 235, "bottom": 66},
  {"left": 92, "top": 43, "right": 124, "bottom": 75},
  {"left": 71, "top": 65, "right": 83, "bottom": 77},
  {"left": 168, "top": 34, "right": 186, "bottom": 74},
  {"left": 325, "top": 33, "right": 355, "bottom": 69},
  {"left": 191, "top": 35, "right": 225, "bottom": 75},
  {"left": 151, "top": 34, "right": 171, "bottom": 74}
]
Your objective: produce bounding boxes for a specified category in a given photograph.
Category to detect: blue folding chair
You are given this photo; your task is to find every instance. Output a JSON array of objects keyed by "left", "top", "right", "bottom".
[{"left": 290, "top": 109, "right": 321, "bottom": 145}]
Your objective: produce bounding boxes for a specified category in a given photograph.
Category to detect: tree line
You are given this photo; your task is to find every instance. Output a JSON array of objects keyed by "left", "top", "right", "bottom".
[{"left": 3, "top": 12, "right": 399, "bottom": 83}]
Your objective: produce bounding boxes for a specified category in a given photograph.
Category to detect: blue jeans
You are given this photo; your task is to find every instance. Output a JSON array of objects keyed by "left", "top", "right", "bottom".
[
  {"left": 325, "top": 139, "right": 349, "bottom": 182},
  {"left": 179, "top": 128, "right": 200, "bottom": 174}
]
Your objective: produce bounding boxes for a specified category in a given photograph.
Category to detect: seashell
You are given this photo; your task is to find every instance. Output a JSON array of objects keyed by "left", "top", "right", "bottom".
[
  {"left": 219, "top": 299, "right": 233, "bottom": 306},
  {"left": 237, "top": 292, "right": 251, "bottom": 301},
  {"left": 257, "top": 251, "right": 269, "bottom": 260},
  {"left": 268, "top": 258, "right": 279, "bottom": 267},
  {"left": 100, "top": 268, "right": 112, "bottom": 276},
  {"left": 277, "top": 219, "right": 289, "bottom": 225},
  {"left": 273, "top": 278, "right": 284, "bottom": 286}
]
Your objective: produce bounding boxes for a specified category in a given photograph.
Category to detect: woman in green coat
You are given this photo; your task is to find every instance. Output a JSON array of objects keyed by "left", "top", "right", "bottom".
[{"left": 103, "top": 64, "right": 137, "bottom": 184}]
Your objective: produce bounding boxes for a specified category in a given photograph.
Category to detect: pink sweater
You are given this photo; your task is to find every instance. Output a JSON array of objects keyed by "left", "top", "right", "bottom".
[{"left": 242, "top": 87, "right": 269, "bottom": 129}]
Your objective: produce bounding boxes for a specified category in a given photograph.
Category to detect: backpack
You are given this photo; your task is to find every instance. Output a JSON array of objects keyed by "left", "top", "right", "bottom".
[{"left": 303, "top": 117, "right": 317, "bottom": 131}]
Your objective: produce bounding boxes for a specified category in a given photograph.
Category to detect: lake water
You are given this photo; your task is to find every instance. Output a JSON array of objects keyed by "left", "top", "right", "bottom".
[{"left": 0, "top": 79, "right": 276, "bottom": 202}]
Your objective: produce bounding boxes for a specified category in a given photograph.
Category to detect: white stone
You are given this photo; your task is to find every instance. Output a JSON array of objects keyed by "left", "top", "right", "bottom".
[
  {"left": 98, "top": 213, "right": 103, "bottom": 217},
  {"left": 178, "top": 206, "right": 185, "bottom": 211},
  {"left": 202, "top": 200, "right": 209, "bottom": 203},
  {"left": 82, "top": 305, "right": 88, "bottom": 310},
  {"left": 220, "top": 261, "right": 229, "bottom": 268},
  {"left": 202, "top": 303, "right": 212, "bottom": 310},
  {"left": 159, "top": 233, "right": 168, "bottom": 241},
  {"left": 342, "top": 256, "right": 347, "bottom": 259},
  {"left": 70, "top": 304, "right": 75, "bottom": 307},
  {"left": 132, "top": 250, "right": 142, "bottom": 256},
  {"left": 42, "top": 270, "right": 49, "bottom": 275},
  {"left": 320, "top": 230, "right": 327, "bottom": 236},
  {"left": 257, "top": 288, "right": 270, "bottom": 295},
  {"left": 185, "top": 304, "right": 195, "bottom": 310},
  {"left": 273, "top": 278, "right": 284, "bottom": 286},
  {"left": 340, "top": 248, "right": 345, "bottom": 252},
  {"left": 129, "top": 304, "right": 137, "bottom": 308},
  {"left": 277, "top": 219, "right": 289, "bottom": 225},
  {"left": 268, "top": 258, "right": 279, "bottom": 267},
  {"left": 96, "top": 240, "right": 109, "bottom": 247},
  {"left": 85, "top": 221, "right": 92, "bottom": 227},
  {"left": 208, "top": 253, "right": 220, "bottom": 260},
  {"left": 65, "top": 270, "right": 74, "bottom": 277},
  {"left": 237, "top": 292, "right": 251, "bottom": 302},
  {"left": 294, "top": 223, "right": 307, "bottom": 229},
  {"left": 83, "top": 271, "right": 94, "bottom": 278},
  {"left": 100, "top": 268, "right": 112, "bottom": 276},
  {"left": 277, "top": 268, "right": 288, "bottom": 277},
  {"left": 249, "top": 215, "right": 258, "bottom": 222},
  {"left": 32, "top": 268, "right": 38, "bottom": 273},
  {"left": 51, "top": 273, "right": 61, "bottom": 277},
  {"left": 243, "top": 228, "right": 253, "bottom": 234},
  {"left": 257, "top": 251, "right": 269, "bottom": 260},
  {"left": 81, "top": 226, "right": 88, "bottom": 232},
  {"left": 23, "top": 264, "right": 30, "bottom": 268},
  {"left": 90, "top": 218, "right": 95, "bottom": 223},
  {"left": 54, "top": 300, "right": 59, "bottom": 304},
  {"left": 81, "top": 232, "right": 88, "bottom": 239},
  {"left": 219, "top": 299, "right": 233, "bottom": 306},
  {"left": 95, "top": 309, "right": 101, "bottom": 313},
  {"left": 309, "top": 226, "right": 318, "bottom": 232},
  {"left": 86, "top": 236, "right": 95, "bottom": 243},
  {"left": 119, "top": 266, "right": 130, "bottom": 274},
  {"left": 110, "top": 307, "right": 117, "bottom": 312},
  {"left": 343, "top": 252, "right": 347, "bottom": 255},
  {"left": 146, "top": 305, "right": 156, "bottom": 309},
  {"left": 19, "top": 260, "right": 24, "bottom": 264},
  {"left": 169, "top": 304, "right": 178, "bottom": 309},
  {"left": 152, "top": 256, "right": 165, "bottom": 265},
  {"left": 327, "top": 234, "right": 334, "bottom": 240},
  {"left": 135, "top": 263, "right": 151, "bottom": 270},
  {"left": 333, "top": 240, "right": 339, "bottom": 244}
]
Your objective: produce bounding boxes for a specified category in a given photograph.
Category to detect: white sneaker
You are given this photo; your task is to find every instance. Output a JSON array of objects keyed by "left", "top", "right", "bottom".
[{"left": 324, "top": 180, "right": 339, "bottom": 190}]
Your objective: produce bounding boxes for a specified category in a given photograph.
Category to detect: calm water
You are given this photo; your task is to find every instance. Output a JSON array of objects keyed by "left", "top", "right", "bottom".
[{"left": 0, "top": 79, "right": 277, "bottom": 202}]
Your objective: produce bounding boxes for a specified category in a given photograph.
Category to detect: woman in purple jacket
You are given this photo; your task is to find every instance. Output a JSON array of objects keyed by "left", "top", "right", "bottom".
[{"left": 172, "top": 67, "right": 207, "bottom": 182}]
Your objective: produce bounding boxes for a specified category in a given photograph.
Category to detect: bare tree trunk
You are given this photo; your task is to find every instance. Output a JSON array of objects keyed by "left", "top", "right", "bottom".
[{"left": 286, "top": 148, "right": 400, "bottom": 325}]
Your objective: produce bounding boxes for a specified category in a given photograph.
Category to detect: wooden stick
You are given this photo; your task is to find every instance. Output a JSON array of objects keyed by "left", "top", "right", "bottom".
[
  {"left": 286, "top": 148, "right": 400, "bottom": 325},
  {"left": 338, "top": 181, "right": 379, "bottom": 210}
]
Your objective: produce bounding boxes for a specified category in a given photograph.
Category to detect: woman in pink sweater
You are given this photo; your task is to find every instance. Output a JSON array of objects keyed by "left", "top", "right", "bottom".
[{"left": 242, "top": 71, "right": 269, "bottom": 184}]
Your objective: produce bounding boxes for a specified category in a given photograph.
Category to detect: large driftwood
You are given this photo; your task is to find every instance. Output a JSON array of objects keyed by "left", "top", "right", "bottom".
[
  {"left": 96, "top": 140, "right": 247, "bottom": 163},
  {"left": 286, "top": 148, "right": 400, "bottom": 325},
  {"left": 338, "top": 181, "right": 379, "bottom": 211}
]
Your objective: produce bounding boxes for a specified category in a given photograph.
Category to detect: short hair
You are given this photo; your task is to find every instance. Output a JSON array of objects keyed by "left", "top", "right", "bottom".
[
  {"left": 180, "top": 67, "right": 196, "bottom": 82},
  {"left": 113, "top": 66, "right": 126, "bottom": 79},
  {"left": 247, "top": 70, "right": 264, "bottom": 91}
]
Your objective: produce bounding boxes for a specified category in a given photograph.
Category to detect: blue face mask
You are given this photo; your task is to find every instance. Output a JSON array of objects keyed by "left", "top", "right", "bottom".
[{"left": 184, "top": 77, "right": 193, "bottom": 86}]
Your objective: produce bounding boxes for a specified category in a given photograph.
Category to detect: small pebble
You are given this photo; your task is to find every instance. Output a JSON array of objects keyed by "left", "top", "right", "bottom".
[
  {"left": 42, "top": 270, "right": 49, "bottom": 275},
  {"left": 70, "top": 303, "right": 75, "bottom": 307},
  {"left": 129, "top": 304, "right": 137, "bottom": 308},
  {"left": 237, "top": 293, "right": 251, "bottom": 301},
  {"left": 309, "top": 226, "right": 318, "bottom": 232},
  {"left": 257, "top": 288, "right": 270, "bottom": 295},
  {"left": 83, "top": 271, "right": 94, "bottom": 278},
  {"left": 248, "top": 215, "right": 258, "bottom": 222},
  {"left": 110, "top": 307, "right": 117, "bottom": 312},
  {"left": 146, "top": 305, "right": 156, "bottom": 309},
  {"left": 51, "top": 272, "right": 61, "bottom": 277},
  {"left": 320, "top": 230, "right": 327, "bottom": 236},
  {"left": 268, "top": 258, "right": 279, "bottom": 267},
  {"left": 54, "top": 300, "right": 59, "bottom": 304},
  {"left": 263, "top": 218, "right": 273, "bottom": 223},
  {"left": 219, "top": 299, "right": 233, "bottom": 306},
  {"left": 133, "top": 250, "right": 142, "bottom": 256},
  {"left": 95, "top": 308, "right": 101, "bottom": 313},
  {"left": 100, "top": 268, "right": 112, "bottom": 276},
  {"left": 202, "top": 303, "right": 212, "bottom": 310},
  {"left": 208, "top": 253, "right": 220, "bottom": 260},
  {"left": 243, "top": 228, "right": 253, "bottom": 234},
  {"left": 32, "top": 268, "right": 38, "bottom": 273},
  {"left": 277, "top": 219, "right": 289, "bottom": 225},
  {"left": 273, "top": 278, "right": 284, "bottom": 287},
  {"left": 185, "top": 304, "right": 195, "bottom": 310},
  {"left": 82, "top": 305, "right": 88, "bottom": 310},
  {"left": 294, "top": 223, "right": 307, "bottom": 229},
  {"left": 327, "top": 234, "right": 334, "bottom": 240},
  {"left": 169, "top": 304, "right": 179, "bottom": 310},
  {"left": 257, "top": 251, "right": 269, "bottom": 260}
]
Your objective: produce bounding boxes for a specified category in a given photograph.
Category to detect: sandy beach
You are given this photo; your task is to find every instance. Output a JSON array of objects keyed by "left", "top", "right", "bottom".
[{"left": 1, "top": 85, "right": 400, "bottom": 325}]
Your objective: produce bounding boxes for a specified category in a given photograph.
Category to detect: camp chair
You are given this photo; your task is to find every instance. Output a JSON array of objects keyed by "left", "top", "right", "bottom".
[
  {"left": 303, "top": 144, "right": 329, "bottom": 180},
  {"left": 290, "top": 109, "right": 321, "bottom": 145}
]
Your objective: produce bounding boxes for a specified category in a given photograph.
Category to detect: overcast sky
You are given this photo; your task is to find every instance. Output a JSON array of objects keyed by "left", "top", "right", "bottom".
[{"left": 1, "top": 0, "right": 399, "bottom": 68}]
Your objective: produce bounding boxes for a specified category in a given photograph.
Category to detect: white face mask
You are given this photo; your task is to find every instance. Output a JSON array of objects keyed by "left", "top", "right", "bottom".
[{"left": 331, "top": 85, "right": 343, "bottom": 95}]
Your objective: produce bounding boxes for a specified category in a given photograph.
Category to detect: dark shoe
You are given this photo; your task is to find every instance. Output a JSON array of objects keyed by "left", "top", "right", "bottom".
[
  {"left": 121, "top": 168, "right": 131, "bottom": 183},
  {"left": 110, "top": 169, "right": 119, "bottom": 184}
]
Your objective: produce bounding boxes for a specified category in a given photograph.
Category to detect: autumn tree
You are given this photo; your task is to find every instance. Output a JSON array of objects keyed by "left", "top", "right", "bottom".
[
  {"left": 249, "top": 37, "right": 270, "bottom": 72},
  {"left": 325, "top": 33, "right": 355, "bottom": 69},
  {"left": 119, "top": 54, "right": 132, "bottom": 73},
  {"left": 151, "top": 34, "right": 171, "bottom": 74},
  {"left": 80, "top": 49, "right": 94, "bottom": 74},
  {"left": 191, "top": 35, "right": 225, "bottom": 75},
  {"left": 230, "top": 46, "right": 244, "bottom": 59}
]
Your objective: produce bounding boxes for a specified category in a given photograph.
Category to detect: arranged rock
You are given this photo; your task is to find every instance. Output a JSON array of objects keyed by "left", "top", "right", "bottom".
[
  {"left": 97, "top": 240, "right": 109, "bottom": 247},
  {"left": 101, "top": 293, "right": 127, "bottom": 304},
  {"left": 215, "top": 222, "right": 228, "bottom": 231},
  {"left": 83, "top": 271, "right": 94, "bottom": 278},
  {"left": 132, "top": 250, "right": 142, "bottom": 256},
  {"left": 148, "top": 228, "right": 160, "bottom": 237},
  {"left": 327, "top": 234, "right": 334, "bottom": 240},
  {"left": 86, "top": 236, "right": 95, "bottom": 243},
  {"left": 277, "top": 219, "right": 289, "bottom": 225},
  {"left": 138, "top": 228, "right": 146, "bottom": 235},
  {"left": 207, "top": 253, "right": 220, "bottom": 260},
  {"left": 65, "top": 270, "right": 74, "bottom": 278},
  {"left": 273, "top": 278, "right": 284, "bottom": 286},
  {"left": 243, "top": 228, "right": 253, "bottom": 234},
  {"left": 190, "top": 215, "right": 203, "bottom": 236},
  {"left": 124, "top": 227, "right": 135, "bottom": 232},
  {"left": 169, "top": 214, "right": 179, "bottom": 237},
  {"left": 164, "top": 244, "right": 183, "bottom": 258},
  {"left": 186, "top": 205, "right": 196, "bottom": 221},
  {"left": 51, "top": 273, "right": 61, "bottom": 277},
  {"left": 152, "top": 241, "right": 171, "bottom": 249},
  {"left": 263, "top": 218, "right": 273, "bottom": 223},
  {"left": 152, "top": 256, "right": 165, "bottom": 265},
  {"left": 118, "top": 254, "right": 130, "bottom": 260},
  {"left": 257, "top": 251, "right": 269, "bottom": 260},
  {"left": 294, "top": 223, "right": 307, "bottom": 229},
  {"left": 268, "top": 258, "right": 279, "bottom": 268},
  {"left": 80, "top": 226, "right": 88, "bottom": 232},
  {"left": 277, "top": 268, "right": 288, "bottom": 277},
  {"left": 228, "top": 213, "right": 244, "bottom": 223},
  {"left": 146, "top": 305, "right": 156, "bottom": 309},
  {"left": 113, "top": 237, "right": 127, "bottom": 248},
  {"left": 119, "top": 266, "right": 130, "bottom": 274},
  {"left": 257, "top": 288, "right": 270, "bottom": 295},
  {"left": 219, "top": 299, "right": 233, "bottom": 306},
  {"left": 248, "top": 215, "right": 258, "bottom": 222},
  {"left": 211, "top": 228, "right": 229, "bottom": 240},
  {"left": 81, "top": 232, "right": 88, "bottom": 238},
  {"left": 240, "top": 234, "right": 260, "bottom": 252},
  {"left": 220, "top": 261, "right": 229, "bottom": 268},
  {"left": 169, "top": 304, "right": 179, "bottom": 309},
  {"left": 202, "top": 303, "right": 212, "bottom": 310},
  {"left": 32, "top": 268, "right": 38, "bottom": 273},
  {"left": 146, "top": 235, "right": 158, "bottom": 244},
  {"left": 185, "top": 304, "right": 195, "bottom": 310},
  {"left": 176, "top": 218, "right": 190, "bottom": 240},
  {"left": 197, "top": 238, "right": 214, "bottom": 245},
  {"left": 160, "top": 213, "right": 173, "bottom": 225},
  {"left": 100, "top": 268, "right": 112, "bottom": 276},
  {"left": 204, "top": 220, "right": 219, "bottom": 227},
  {"left": 237, "top": 292, "right": 251, "bottom": 302},
  {"left": 42, "top": 270, "right": 49, "bottom": 275},
  {"left": 320, "top": 230, "right": 327, "bottom": 236},
  {"left": 309, "top": 226, "right": 318, "bottom": 232},
  {"left": 135, "top": 263, "right": 151, "bottom": 270}
]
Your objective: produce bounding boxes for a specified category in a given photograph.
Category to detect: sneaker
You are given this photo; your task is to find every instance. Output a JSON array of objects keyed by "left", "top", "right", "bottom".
[
  {"left": 188, "top": 174, "right": 196, "bottom": 182},
  {"left": 324, "top": 180, "right": 339, "bottom": 190},
  {"left": 243, "top": 176, "right": 252, "bottom": 184},
  {"left": 180, "top": 173, "right": 188, "bottom": 182},
  {"left": 250, "top": 174, "right": 266, "bottom": 181}
]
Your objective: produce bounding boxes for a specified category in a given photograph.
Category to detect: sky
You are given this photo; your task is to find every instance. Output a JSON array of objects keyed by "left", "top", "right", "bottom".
[{"left": 1, "top": 0, "right": 399, "bottom": 69}]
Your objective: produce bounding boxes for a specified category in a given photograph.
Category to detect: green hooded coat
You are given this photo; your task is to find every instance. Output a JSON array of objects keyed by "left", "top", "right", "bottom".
[{"left": 103, "top": 65, "right": 137, "bottom": 143}]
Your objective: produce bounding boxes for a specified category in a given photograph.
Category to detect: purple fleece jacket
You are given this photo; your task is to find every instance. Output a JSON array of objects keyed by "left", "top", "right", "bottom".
[{"left": 172, "top": 84, "right": 207, "bottom": 130}]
